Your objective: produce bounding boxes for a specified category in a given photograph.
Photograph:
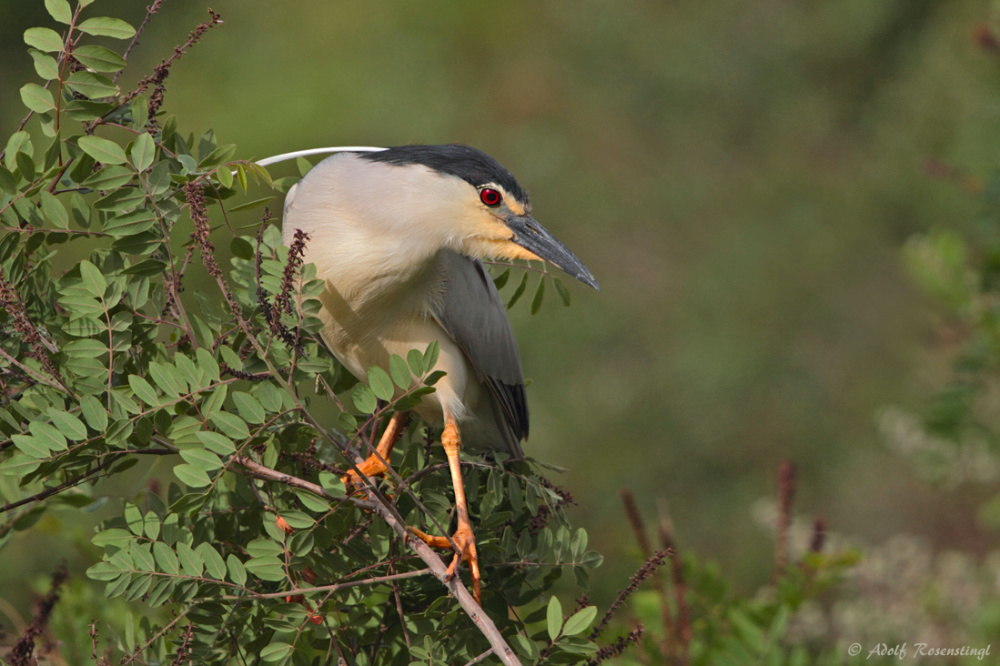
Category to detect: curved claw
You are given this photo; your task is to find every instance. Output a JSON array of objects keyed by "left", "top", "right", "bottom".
[{"left": 411, "top": 524, "right": 482, "bottom": 605}]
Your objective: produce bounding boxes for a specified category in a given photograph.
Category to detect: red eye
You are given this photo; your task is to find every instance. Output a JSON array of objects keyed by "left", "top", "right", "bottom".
[{"left": 479, "top": 188, "right": 502, "bottom": 207}]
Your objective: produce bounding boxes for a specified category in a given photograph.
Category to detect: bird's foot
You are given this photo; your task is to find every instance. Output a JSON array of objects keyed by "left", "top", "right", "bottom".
[
  {"left": 340, "top": 457, "right": 388, "bottom": 493},
  {"left": 410, "top": 523, "right": 482, "bottom": 604},
  {"left": 340, "top": 412, "right": 408, "bottom": 493}
]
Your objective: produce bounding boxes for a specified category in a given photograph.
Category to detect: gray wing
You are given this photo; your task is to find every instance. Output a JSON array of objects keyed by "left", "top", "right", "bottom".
[{"left": 431, "top": 251, "right": 528, "bottom": 456}]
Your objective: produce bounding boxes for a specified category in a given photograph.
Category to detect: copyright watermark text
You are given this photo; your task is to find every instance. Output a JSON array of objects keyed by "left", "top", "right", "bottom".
[{"left": 847, "top": 642, "right": 992, "bottom": 661}]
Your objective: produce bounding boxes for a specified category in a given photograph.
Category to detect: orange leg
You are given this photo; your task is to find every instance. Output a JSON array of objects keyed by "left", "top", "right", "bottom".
[
  {"left": 342, "top": 412, "right": 409, "bottom": 490},
  {"left": 411, "top": 418, "right": 481, "bottom": 604}
]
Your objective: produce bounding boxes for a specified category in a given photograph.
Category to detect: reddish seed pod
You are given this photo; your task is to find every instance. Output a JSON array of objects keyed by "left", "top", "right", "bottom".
[{"left": 275, "top": 515, "right": 294, "bottom": 535}]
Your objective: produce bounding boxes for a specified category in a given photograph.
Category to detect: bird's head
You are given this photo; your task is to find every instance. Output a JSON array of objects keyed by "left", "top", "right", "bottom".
[{"left": 360, "top": 144, "right": 600, "bottom": 290}]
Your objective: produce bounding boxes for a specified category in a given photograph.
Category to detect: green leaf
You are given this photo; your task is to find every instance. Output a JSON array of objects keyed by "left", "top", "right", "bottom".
[
  {"left": 232, "top": 391, "right": 266, "bottom": 424},
  {"left": 78, "top": 260, "right": 108, "bottom": 297},
  {"left": 253, "top": 382, "right": 281, "bottom": 412},
  {"left": 196, "top": 431, "right": 235, "bottom": 455},
  {"left": 0, "top": 166, "right": 16, "bottom": 195},
  {"left": 20, "top": 83, "right": 55, "bottom": 113},
  {"left": 198, "top": 543, "right": 226, "bottom": 580},
  {"left": 92, "top": 528, "right": 132, "bottom": 548},
  {"left": 554, "top": 276, "right": 571, "bottom": 306},
  {"left": 61, "top": 294, "right": 103, "bottom": 320},
  {"left": 293, "top": 488, "right": 331, "bottom": 513},
  {"left": 96, "top": 187, "right": 147, "bottom": 212},
  {"left": 216, "top": 165, "right": 234, "bottom": 189},
  {"left": 493, "top": 267, "right": 510, "bottom": 290},
  {"left": 80, "top": 395, "right": 109, "bottom": 432},
  {"left": 174, "top": 463, "right": 211, "bottom": 488},
  {"left": 40, "top": 191, "right": 69, "bottom": 229},
  {"left": 124, "top": 502, "right": 144, "bottom": 535},
  {"left": 67, "top": 71, "right": 118, "bottom": 99},
  {"left": 16, "top": 152, "right": 35, "bottom": 181},
  {"left": 143, "top": 511, "right": 160, "bottom": 540},
  {"left": 179, "top": 447, "right": 223, "bottom": 471},
  {"left": 153, "top": 542, "right": 179, "bottom": 575},
  {"left": 210, "top": 412, "right": 250, "bottom": 440},
  {"left": 407, "top": 348, "right": 425, "bottom": 376},
  {"left": 246, "top": 538, "right": 283, "bottom": 559},
  {"left": 45, "top": 0, "right": 73, "bottom": 24},
  {"left": 389, "top": 354, "right": 411, "bottom": 389},
  {"left": 423, "top": 340, "right": 440, "bottom": 371},
  {"left": 29, "top": 421, "right": 68, "bottom": 452},
  {"left": 30, "top": 50, "right": 60, "bottom": 80},
  {"left": 146, "top": 578, "right": 175, "bottom": 608},
  {"left": 229, "top": 236, "right": 253, "bottom": 260},
  {"left": 72, "top": 45, "right": 126, "bottom": 73},
  {"left": 149, "top": 361, "right": 185, "bottom": 397},
  {"left": 24, "top": 27, "right": 64, "bottom": 53},
  {"left": 130, "top": 541, "right": 155, "bottom": 572},
  {"left": 131, "top": 132, "right": 155, "bottom": 172},
  {"left": 530, "top": 276, "right": 545, "bottom": 314},
  {"left": 83, "top": 165, "right": 134, "bottom": 191},
  {"left": 46, "top": 409, "right": 87, "bottom": 441},
  {"left": 196, "top": 348, "right": 221, "bottom": 382},
  {"left": 351, "top": 383, "right": 377, "bottom": 414},
  {"left": 228, "top": 196, "right": 275, "bottom": 213},
  {"left": 102, "top": 210, "right": 157, "bottom": 237},
  {"left": 44, "top": 132, "right": 62, "bottom": 170},
  {"left": 367, "top": 366, "right": 394, "bottom": 402},
  {"left": 5, "top": 131, "right": 32, "bottom": 169},
  {"left": 236, "top": 163, "right": 248, "bottom": 192},
  {"left": 319, "top": 473, "right": 346, "bottom": 498},
  {"left": 123, "top": 258, "right": 167, "bottom": 276},
  {"left": 77, "top": 17, "right": 136, "bottom": 39},
  {"left": 423, "top": 370, "right": 446, "bottom": 386},
  {"left": 244, "top": 557, "right": 285, "bottom": 582},
  {"left": 507, "top": 272, "right": 528, "bottom": 309},
  {"left": 227, "top": 554, "right": 247, "bottom": 586},
  {"left": 260, "top": 642, "right": 293, "bottom": 663},
  {"left": 106, "top": 419, "right": 135, "bottom": 445},
  {"left": 11, "top": 435, "right": 48, "bottom": 459},
  {"left": 63, "top": 99, "right": 113, "bottom": 122},
  {"left": 546, "top": 595, "right": 563, "bottom": 641},
  {"left": 198, "top": 143, "right": 237, "bottom": 168},
  {"left": 128, "top": 375, "right": 158, "bottom": 406},
  {"left": 78, "top": 135, "right": 128, "bottom": 165},
  {"left": 86, "top": 560, "right": 127, "bottom": 582},
  {"left": 562, "top": 606, "right": 597, "bottom": 636},
  {"left": 511, "top": 634, "right": 540, "bottom": 661},
  {"left": 176, "top": 542, "right": 203, "bottom": 577}
]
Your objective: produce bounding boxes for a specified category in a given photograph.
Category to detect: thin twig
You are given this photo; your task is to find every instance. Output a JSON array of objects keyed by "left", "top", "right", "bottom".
[
  {"left": 589, "top": 550, "right": 669, "bottom": 641},
  {"left": 8, "top": 562, "right": 68, "bottom": 666},
  {"left": 621, "top": 490, "right": 673, "bottom": 656},
  {"left": 774, "top": 460, "right": 796, "bottom": 580},
  {"left": 0, "top": 454, "right": 127, "bottom": 515},
  {"left": 230, "top": 455, "right": 374, "bottom": 511},
  {"left": 115, "top": 0, "right": 164, "bottom": 82},
  {"left": 464, "top": 648, "right": 496, "bottom": 665},
  {"left": 659, "top": 511, "right": 690, "bottom": 663},
  {"left": 221, "top": 568, "right": 432, "bottom": 600}
]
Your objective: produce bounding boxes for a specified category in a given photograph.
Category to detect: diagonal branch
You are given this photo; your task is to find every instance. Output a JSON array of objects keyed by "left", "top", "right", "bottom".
[
  {"left": 231, "top": 454, "right": 374, "bottom": 511},
  {"left": 228, "top": 455, "right": 521, "bottom": 666}
]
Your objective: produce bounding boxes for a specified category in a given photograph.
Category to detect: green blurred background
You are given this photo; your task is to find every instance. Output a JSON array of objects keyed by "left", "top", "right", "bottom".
[{"left": 2, "top": 0, "right": 997, "bottom": 610}]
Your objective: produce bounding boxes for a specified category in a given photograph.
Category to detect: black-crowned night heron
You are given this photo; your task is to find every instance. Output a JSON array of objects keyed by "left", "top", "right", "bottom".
[{"left": 280, "top": 144, "right": 598, "bottom": 603}]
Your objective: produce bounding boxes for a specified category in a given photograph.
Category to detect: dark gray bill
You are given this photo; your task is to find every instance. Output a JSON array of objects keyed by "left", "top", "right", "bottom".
[{"left": 504, "top": 214, "right": 600, "bottom": 290}]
